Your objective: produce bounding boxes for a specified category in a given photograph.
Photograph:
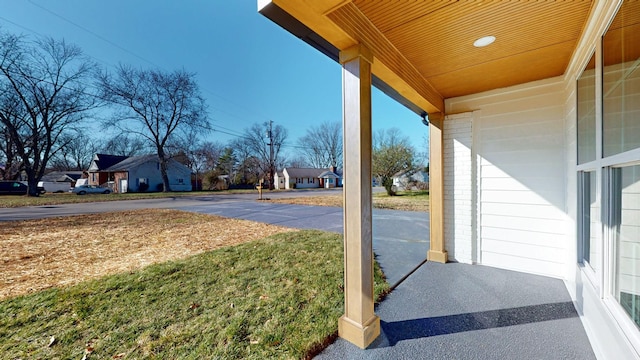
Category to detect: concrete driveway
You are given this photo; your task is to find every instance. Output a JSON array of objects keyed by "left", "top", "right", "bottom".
[{"left": 0, "top": 189, "right": 429, "bottom": 286}]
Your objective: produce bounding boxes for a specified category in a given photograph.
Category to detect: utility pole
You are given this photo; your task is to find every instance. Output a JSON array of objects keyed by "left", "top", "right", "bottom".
[{"left": 266, "top": 120, "right": 274, "bottom": 190}]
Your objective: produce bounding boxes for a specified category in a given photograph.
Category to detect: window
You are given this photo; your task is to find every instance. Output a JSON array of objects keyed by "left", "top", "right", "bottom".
[
  {"left": 178, "top": 178, "right": 184, "bottom": 184},
  {"left": 579, "top": 171, "right": 599, "bottom": 272},
  {"left": 613, "top": 165, "right": 640, "bottom": 328},
  {"left": 578, "top": 53, "right": 596, "bottom": 164},
  {"left": 603, "top": 1, "right": 640, "bottom": 157},
  {"left": 595, "top": 0, "right": 640, "bottom": 333}
]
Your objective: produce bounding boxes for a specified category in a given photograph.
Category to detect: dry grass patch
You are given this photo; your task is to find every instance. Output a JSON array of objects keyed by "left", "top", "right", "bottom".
[
  {"left": 0, "top": 190, "right": 257, "bottom": 208},
  {"left": 268, "top": 195, "right": 344, "bottom": 208},
  {"left": 0, "top": 209, "right": 295, "bottom": 299},
  {"left": 372, "top": 191, "right": 430, "bottom": 212},
  {"left": 268, "top": 190, "right": 429, "bottom": 212}
]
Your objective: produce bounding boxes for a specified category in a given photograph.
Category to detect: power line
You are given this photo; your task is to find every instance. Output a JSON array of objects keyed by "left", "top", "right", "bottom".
[
  {"left": 27, "top": 0, "right": 163, "bottom": 70},
  {"left": 3, "top": 2, "right": 271, "bottom": 132},
  {"left": 23, "top": 0, "right": 273, "bottom": 123},
  {"left": 0, "top": 6, "right": 341, "bottom": 153}
]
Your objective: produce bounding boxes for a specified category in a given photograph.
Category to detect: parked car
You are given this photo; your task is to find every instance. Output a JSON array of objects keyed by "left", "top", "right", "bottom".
[
  {"left": 0, "top": 181, "right": 28, "bottom": 195},
  {"left": 0, "top": 181, "right": 45, "bottom": 195},
  {"left": 72, "top": 184, "right": 111, "bottom": 195}
]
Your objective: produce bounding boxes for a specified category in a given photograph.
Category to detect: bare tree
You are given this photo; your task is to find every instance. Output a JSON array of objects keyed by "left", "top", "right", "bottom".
[
  {"left": 184, "top": 141, "right": 224, "bottom": 190},
  {"left": 0, "top": 32, "right": 99, "bottom": 195},
  {"left": 99, "top": 65, "right": 209, "bottom": 192},
  {"left": 415, "top": 133, "right": 429, "bottom": 168},
  {"left": 297, "top": 121, "right": 342, "bottom": 168},
  {"left": 49, "top": 131, "right": 98, "bottom": 170},
  {"left": 0, "top": 123, "right": 22, "bottom": 179},
  {"left": 287, "top": 155, "right": 308, "bottom": 168},
  {"left": 181, "top": 140, "right": 223, "bottom": 174},
  {"left": 230, "top": 137, "right": 261, "bottom": 186},
  {"left": 240, "top": 122, "right": 287, "bottom": 187},
  {"left": 372, "top": 128, "right": 416, "bottom": 196},
  {"left": 101, "top": 133, "right": 147, "bottom": 157}
]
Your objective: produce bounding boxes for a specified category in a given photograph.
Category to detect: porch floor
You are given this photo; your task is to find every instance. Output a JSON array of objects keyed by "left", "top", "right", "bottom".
[{"left": 317, "top": 261, "right": 596, "bottom": 359}]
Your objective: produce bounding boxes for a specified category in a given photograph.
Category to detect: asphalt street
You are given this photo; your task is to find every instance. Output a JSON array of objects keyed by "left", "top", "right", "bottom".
[{"left": 0, "top": 189, "right": 429, "bottom": 286}]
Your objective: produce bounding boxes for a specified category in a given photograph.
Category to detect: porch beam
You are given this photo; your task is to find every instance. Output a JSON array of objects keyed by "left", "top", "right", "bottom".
[
  {"left": 428, "top": 113, "right": 448, "bottom": 263},
  {"left": 338, "top": 43, "right": 380, "bottom": 349},
  {"left": 259, "top": 0, "right": 444, "bottom": 114}
]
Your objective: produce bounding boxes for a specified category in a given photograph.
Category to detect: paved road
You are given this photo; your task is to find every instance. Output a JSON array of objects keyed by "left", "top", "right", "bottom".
[
  {"left": 0, "top": 189, "right": 429, "bottom": 286},
  {"left": 0, "top": 189, "right": 344, "bottom": 221}
]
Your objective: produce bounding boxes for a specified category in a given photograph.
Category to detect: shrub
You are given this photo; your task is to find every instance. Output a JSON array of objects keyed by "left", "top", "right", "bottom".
[{"left": 416, "top": 181, "right": 429, "bottom": 191}]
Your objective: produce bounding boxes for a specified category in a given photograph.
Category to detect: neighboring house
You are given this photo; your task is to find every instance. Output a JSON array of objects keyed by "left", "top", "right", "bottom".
[
  {"left": 318, "top": 170, "right": 339, "bottom": 188},
  {"left": 38, "top": 171, "right": 85, "bottom": 192},
  {"left": 88, "top": 154, "right": 192, "bottom": 193},
  {"left": 41, "top": 170, "right": 84, "bottom": 184},
  {"left": 273, "top": 171, "right": 285, "bottom": 189},
  {"left": 87, "top": 154, "right": 128, "bottom": 186},
  {"left": 392, "top": 170, "right": 429, "bottom": 191},
  {"left": 259, "top": 1, "right": 640, "bottom": 357},
  {"left": 282, "top": 167, "right": 321, "bottom": 189},
  {"left": 281, "top": 167, "right": 342, "bottom": 189}
]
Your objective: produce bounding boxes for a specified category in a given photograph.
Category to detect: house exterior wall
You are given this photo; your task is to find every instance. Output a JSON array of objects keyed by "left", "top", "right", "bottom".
[
  {"left": 446, "top": 77, "right": 568, "bottom": 278},
  {"left": 113, "top": 172, "right": 128, "bottom": 193},
  {"left": 128, "top": 160, "right": 192, "bottom": 192},
  {"left": 165, "top": 161, "right": 192, "bottom": 192},
  {"left": 293, "top": 177, "right": 319, "bottom": 189},
  {"left": 283, "top": 169, "right": 291, "bottom": 189},
  {"left": 274, "top": 173, "right": 285, "bottom": 189},
  {"left": 89, "top": 172, "right": 109, "bottom": 186},
  {"left": 324, "top": 177, "right": 336, "bottom": 188},
  {"left": 443, "top": 112, "right": 474, "bottom": 264}
]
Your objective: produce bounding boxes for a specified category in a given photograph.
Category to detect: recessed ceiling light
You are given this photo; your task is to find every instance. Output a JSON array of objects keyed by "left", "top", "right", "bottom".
[{"left": 474, "top": 36, "right": 496, "bottom": 48}]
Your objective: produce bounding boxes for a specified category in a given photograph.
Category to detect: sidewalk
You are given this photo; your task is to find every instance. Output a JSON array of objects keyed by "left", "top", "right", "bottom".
[{"left": 317, "top": 261, "right": 596, "bottom": 359}]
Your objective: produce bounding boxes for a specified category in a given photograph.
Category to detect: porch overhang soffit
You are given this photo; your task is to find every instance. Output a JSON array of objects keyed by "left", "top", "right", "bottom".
[
  {"left": 258, "top": 0, "right": 594, "bottom": 116},
  {"left": 258, "top": 0, "right": 444, "bottom": 115}
]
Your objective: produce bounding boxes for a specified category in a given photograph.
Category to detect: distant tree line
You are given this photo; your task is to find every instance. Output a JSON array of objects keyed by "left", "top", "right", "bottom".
[{"left": 0, "top": 29, "right": 425, "bottom": 196}]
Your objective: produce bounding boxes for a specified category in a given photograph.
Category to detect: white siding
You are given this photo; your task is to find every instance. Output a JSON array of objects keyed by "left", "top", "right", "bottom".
[
  {"left": 443, "top": 113, "right": 474, "bottom": 263},
  {"left": 619, "top": 169, "right": 640, "bottom": 297},
  {"left": 446, "top": 78, "right": 567, "bottom": 278}
]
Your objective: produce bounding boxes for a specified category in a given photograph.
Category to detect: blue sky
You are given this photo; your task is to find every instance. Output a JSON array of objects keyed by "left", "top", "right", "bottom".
[{"left": 0, "top": 0, "right": 428, "bottom": 158}]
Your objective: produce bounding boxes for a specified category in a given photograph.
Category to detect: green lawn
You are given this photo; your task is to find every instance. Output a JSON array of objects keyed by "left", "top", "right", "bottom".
[{"left": 0, "top": 230, "right": 389, "bottom": 359}]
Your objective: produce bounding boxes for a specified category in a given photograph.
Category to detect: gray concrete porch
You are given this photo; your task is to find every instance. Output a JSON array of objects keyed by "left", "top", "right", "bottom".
[{"left": 317, "top": 261, "right": 596, "bottom": 359}]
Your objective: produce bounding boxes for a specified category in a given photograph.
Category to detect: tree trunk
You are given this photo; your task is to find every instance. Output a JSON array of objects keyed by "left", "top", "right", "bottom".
[
  {"left": 157, "top": 150, "right": 172, "bottom": 192},
  {"left": 25, "top": 170, "right": 40, "bottom": 197}
]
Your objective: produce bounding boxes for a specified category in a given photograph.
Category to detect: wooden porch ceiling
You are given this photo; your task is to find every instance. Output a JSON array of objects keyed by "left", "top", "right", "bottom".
[{"left": 259, "top": 0, "right": 594, "bottom": 115}]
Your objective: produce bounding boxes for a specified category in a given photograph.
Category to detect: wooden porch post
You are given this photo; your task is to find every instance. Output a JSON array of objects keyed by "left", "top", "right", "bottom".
[
  {"left": 337, "top": 44, "right": 380, "bottom": 349},
  {"left": 427, "top": 113, "right": 448, "bottom": 263}
]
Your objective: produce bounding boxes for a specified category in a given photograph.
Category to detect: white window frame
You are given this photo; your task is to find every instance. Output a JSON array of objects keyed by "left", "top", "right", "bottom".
[{"left": 579, "top": 2, "right": 640, "bottom": 352}]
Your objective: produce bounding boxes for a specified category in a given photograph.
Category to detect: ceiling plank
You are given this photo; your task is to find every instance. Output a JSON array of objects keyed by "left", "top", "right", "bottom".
[{"left": 328, "top": 2, "right": 444, "bottom": 113}]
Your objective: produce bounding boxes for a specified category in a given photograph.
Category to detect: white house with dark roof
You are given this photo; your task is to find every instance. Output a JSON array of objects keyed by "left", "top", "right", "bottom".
[{"left": 281, "top": 167, "right": 342, "bottom": 189}]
